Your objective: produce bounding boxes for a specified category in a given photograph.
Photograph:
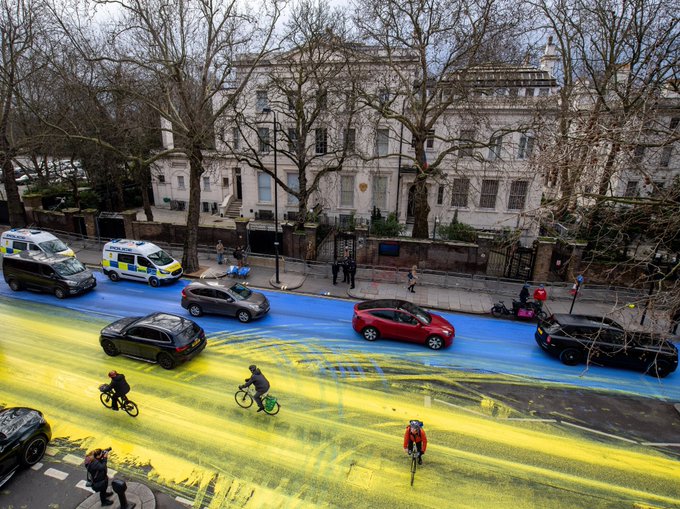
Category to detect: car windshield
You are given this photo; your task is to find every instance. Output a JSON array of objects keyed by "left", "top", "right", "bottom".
[
  {"left": 147, "top": 249, "right": 174, "bottom": 266},
  {"left": 39, "top": 239, "right": 69, "bottom": 254},
  {"left": 54, "top": 257, "right": 86, "bottom": 276},
  {"left": 398, "top": 301, "right": 431, "bottom": 324},
  {"left": 229, "top": 283, "right": 252, "bottom": 300},
  {"left": 176, "top": 322, "right": 202, "bottom": 344}
]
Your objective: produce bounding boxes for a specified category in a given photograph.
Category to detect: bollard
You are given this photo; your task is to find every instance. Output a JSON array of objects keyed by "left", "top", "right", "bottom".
[{"left": 111, "top": 479, "right": 136, "bottom": 509}]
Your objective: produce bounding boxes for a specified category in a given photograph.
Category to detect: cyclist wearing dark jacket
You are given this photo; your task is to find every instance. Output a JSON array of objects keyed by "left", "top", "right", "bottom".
[
  {"left": 101, "top": 371, "right": 130, "bottom": 411},
  {"left": 239, "top": 365, "right": 270, "bottom": 412},
  {"left": 403, "top": 421, "right": 427, "bottom": 465}
]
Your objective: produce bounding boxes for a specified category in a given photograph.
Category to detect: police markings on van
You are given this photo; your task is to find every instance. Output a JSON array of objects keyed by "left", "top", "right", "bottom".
[
  {"left": 102, "top": 239, "right": 183, "bottom": 287},
  {"left": 0, "top": 229, "right": 75, "bottom": 257}
]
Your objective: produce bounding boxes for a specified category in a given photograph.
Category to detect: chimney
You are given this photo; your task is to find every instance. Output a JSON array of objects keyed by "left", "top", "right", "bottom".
[
  {"left": 160, "top": 117, "right": 174, "bottom": 150},
  {"left": 540, "top": 36, "right": 558, "bottom": 75}
]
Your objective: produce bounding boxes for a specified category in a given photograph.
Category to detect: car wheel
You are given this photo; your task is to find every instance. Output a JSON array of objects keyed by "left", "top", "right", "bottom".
[
  {"left": 20, "top": 435, "right": 48, "bottom": 467},
  {"left": 157, "top": 352, "right": 175, "bottom": 370},
  {"left": 54, "top": 287, "right": 66, "bottom": 299},
  {"left": 149, "top": 277, "right": 160, "bottom": 288},
  {"left": 8, "top": 279, "right": 22, "bottom": 291},
  {"left": 362, "top": 327, "right": 379, "bottom": 341},
  {"left": 101, "top": 339, "right": 119, "bottom": 357},
  {"left": 559, "top": 348, "right": 582, "bottom": 366},
  {"left": 108, "top": 271, "right": 120, "bottom": 282},
  {"left": 237, "top": 310, "right": 252, "bottom": 323},
  {"left": 426, "top": 335, "right": 444, "bottom": 350},
  {"left": 647, "top": 360, "right": 671, "bottom": 378},
  {"left": 188, "top": 304, "right": 203, "bottom": 317}
]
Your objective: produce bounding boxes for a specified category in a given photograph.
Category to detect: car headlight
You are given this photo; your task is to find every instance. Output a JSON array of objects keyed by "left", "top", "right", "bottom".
[
  {"left": 159, "top": 269, "right": 170, "bottom": 275},
  {"left": 442, "top": 329, "right": 452, "bottom": 336},
  {"left": 66, "top": 279, "right": 78, "bottom": 286}
]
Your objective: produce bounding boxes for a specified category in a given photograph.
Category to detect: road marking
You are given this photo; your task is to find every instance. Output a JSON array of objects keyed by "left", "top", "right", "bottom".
[
  {"left": 76, "top": 480, "right": 95, "bottom": 492},
  {"left": 30, "top": 462, "right": 43, "bottom": 471},
  {"left": 640, "top": 442, "right": 680, "bottom": 447},
  {"left": 45, "top": 446, "right": 58, "bottom": 456},
  {"left": 505, "top": 418, "right": 557, "bottom": 422},
  {"left": 175, "top": 496, "right": 194, "bottom": 506},
  {"left": 63, "top": 453, "right": 83, "bottom": 465},
  {"left": 560, "top": 422, "right": 639, "bottom": 443},
  {"left": 44, "top": 468, "right": 69, "bottom": 480}
]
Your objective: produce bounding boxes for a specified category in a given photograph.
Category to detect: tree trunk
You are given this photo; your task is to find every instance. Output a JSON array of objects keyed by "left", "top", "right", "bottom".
[
  {"left": 182, "top": 145, "right": 204, "bottom": 273},
  {"left": 0, "top": 146, "right": 26, "bottom": 227},
  {"left": 139, "top": 161, "right": 154, "bottom": 222},
  {"left": 411, "top": 144, "right": 430, "bottom": 238}
]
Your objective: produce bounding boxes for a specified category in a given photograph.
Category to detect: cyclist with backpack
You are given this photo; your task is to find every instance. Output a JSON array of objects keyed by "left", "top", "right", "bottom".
[
  {"left": 239, "top": 365, "right": 270, "bottom": 412},
  {"left": 403, "top": 420, "right": 427, "bottom": 464}
]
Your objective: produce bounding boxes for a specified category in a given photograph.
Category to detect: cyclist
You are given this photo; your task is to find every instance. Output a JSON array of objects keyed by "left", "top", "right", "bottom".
[
  {"left": 239, "top": 365, "right": 270, "bottom": 412},
  {"left": 100, "top": 370, "right": 130, "bottom": 411},
  {"left": 403, "top": 420, "right": 427, "bottom": 465}
]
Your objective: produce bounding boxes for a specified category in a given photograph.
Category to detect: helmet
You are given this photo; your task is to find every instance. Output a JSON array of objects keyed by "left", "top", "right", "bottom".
[
  {"left": 248, "top": 365, "right": 257, "bottom": 373},
  {"left": 409, "top": 420, "right": 421, "bottom": 429},
  {"left": 108, "top": 370, "right": 118, "bottom": 378}
]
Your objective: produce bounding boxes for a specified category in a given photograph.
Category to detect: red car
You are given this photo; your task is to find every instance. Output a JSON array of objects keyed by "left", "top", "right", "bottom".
[{"left": 352, "top": 299, "right": 455, "bottom": 350}]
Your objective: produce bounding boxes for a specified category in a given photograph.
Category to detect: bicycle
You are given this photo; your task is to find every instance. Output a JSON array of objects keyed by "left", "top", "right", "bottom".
[
  {"left": 408, "top": 442, "right": 420, "bottom": 486},
  {"left": 234, "top": 386, "right": 280, "bottom": 415},
  {"left": 99, "top": 385, "right": 139, "bottom": 417}
]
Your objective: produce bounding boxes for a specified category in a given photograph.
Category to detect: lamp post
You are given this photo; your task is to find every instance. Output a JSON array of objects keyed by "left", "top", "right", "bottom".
[
  {"left": 568, "top": 274, "right": 584, "bottom": 314},
  {"left": 263, "top": 107, "right": 280, "bottom": 284}
]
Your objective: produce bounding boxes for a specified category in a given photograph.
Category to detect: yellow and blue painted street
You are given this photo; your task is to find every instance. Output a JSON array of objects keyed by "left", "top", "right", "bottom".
[{"left": 1, "top": 280, "right": 680, "bottom": 508}]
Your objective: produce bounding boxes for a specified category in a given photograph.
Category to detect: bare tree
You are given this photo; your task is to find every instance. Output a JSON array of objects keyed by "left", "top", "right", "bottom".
[{"left": 351, "top": 0, "right": 532, "bottom": 238}]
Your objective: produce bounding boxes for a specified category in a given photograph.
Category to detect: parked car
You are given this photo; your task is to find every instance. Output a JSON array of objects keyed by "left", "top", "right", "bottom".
[
  {"left": 181, "top": 281, "right": 270, "bottom": 323},
  {"left": 535, "top": 314, "right": 678, "bottom": 377},
  {"left": 100, "top": 312, "right": 206, "bottom": 369},
  {"left": 352, "top": 299, "right": 455, "bottom": 350},
  {"left": 0, "top": 407, "right": 51, "bottom": 487}
]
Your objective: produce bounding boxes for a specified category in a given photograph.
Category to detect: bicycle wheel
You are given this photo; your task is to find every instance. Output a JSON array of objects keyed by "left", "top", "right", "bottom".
[
  {"left": 264, "top": 401, "right": 280, "bottom": 415},
  {"left": 123, "top": 399, "right": 139, "bottom": 417},
  {"left": 234, "top": 390, "right": 253, "bottom": 408},
  {"left": 100, "top": 392, "right": 113, "bottom": 409},
  {"left": 410, "top": 454, "right": 417, "bottom": 486}
]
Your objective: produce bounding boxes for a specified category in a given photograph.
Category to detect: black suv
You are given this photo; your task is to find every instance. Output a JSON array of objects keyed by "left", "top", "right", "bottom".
[{"left": 535, "top": 314, "right": 678, "bottom": 378}]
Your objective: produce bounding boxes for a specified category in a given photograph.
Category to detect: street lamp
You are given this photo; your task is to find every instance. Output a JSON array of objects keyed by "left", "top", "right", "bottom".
[
  {"left": 569, "top": 274, "right": 584, "bottom": 314},
  {"left": 263, "top": 107, "right": 280, "bottom": 284}
]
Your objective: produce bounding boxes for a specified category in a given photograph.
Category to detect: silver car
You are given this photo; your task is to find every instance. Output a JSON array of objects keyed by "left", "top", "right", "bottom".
[{"left": 181, "top": 281, "right": 270, "bottom": 323}]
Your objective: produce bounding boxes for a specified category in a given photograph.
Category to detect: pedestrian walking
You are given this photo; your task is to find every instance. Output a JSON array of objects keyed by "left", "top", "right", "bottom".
[
  {"left": 407, "top": 265, "right": 418, "bottom": 293},
  {"left": 216, "top": 240, "right": 225, "bottom": 265},
  {"left": 342, "top": 256, "right": 350, "bottom": 283},
  {"left": 347, "top": 256, "right": 357, "bottom": 289},
  {"left": 85, "top": 448, "right": 113, "bottom": 505},
  {"left": 331, "top": 257, "right": 340, "bottom": 285}
]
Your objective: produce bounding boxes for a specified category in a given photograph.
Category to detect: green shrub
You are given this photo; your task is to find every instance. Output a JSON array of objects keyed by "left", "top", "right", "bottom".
[
  {"left": 438, "top": 218, "right": 477, "bottom": 243},
  {"left": 371, "top": 211, "right": 404, "bottom": 237}
]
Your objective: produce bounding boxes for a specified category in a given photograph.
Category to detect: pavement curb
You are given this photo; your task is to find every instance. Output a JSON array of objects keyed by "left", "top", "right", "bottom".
[{"left": 76, "top": 482, "right": 155, "bottom": 509}]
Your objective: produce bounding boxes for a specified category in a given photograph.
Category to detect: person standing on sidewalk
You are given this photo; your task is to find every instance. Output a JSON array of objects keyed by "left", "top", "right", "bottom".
[
  {"left": 407, "top": 265, "right": 418, "bottom": 293},
  {"left": 342, "top": 256, "right": 350, "bottom": 283},
  {"left": 533, "top": 284, "right": 547, "bottom": 309},
  {"left": 331, "top": 257, "right": 340, "bottom": 285},
  {"left": 519, "top": 282, "right": 530, "bottom": 304},
  {"left": 216, "top": 240, "right": 225, "bottom": 265},
  {"left": 233, "top": 245, "right": 244, "bottom": 268},
  {"left": 347, "top": 256, "right": 357, "bottom": 289},
  {"left": 86, "top": 448, "right": 113, "bottom": 505}
]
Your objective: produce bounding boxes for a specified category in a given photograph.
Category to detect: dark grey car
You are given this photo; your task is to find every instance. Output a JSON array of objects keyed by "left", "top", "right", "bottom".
[{"left": 181, "top": 281, "right": 270, "bottom": 323}]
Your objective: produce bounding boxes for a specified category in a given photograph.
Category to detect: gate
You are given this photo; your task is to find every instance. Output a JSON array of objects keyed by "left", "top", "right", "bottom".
[
  {"left": 247, "top": 223, "right": 281, "bottom": 256},
  {"left": 97, "top": 212, "right": 126, "bottom": 240},
  {"left": 486, "top": 244, "right": 536, "bottom": 281},
  {"left": 334, "top": 232, "right": 356, "bottom": 260},
  {"left": 550, "top": 241, "right": 573, "bottom": 281}
]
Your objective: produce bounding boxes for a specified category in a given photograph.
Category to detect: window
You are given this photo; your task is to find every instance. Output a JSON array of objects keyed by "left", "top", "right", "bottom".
[
  {"left": 137, "top": 257, "right": 151, "bottom": 268},
  {"left": 118, "top": 253, "right": 135, "bottom": 265},
  {"left": 222, "top": 177, "right": 229, "bottom": 187},
  {"left": 287, "top": 93, "right": 295, "bottom": 111},
  {"left": 525, "top": 87, "right": 534, "bottom": 97},
  {"left": 258, "top": 172, "right": 271, "bottom": 202},
  {"left": 340, "top": 175, "right": 354, "bottom": 207},
  {"left": 624, "top": 180, "right": 638, "bottom": 197},
  {"left": 518, "top": 134, "right": 535, "bottom": 159},
  {"left": 660, "top": 146, "right": 672, "bottom": 167},
  {"left": 376, "top": 129, "right": 389, "bottom": 156},
  {"left": 437, "top": 185, "right": 444, "bottom": 205},
  {"left": 426, "top": 130, "right": 435, "bottom": 149},
  {"left": 344, "top": 91, "right": 356, "bottom": 112},
  {"left": 288, "top": 128, "right": 298, "bottom": 152},
  {"left": 480, "top": 179, "right": 499, "bottom": 208},
  {"left": 232, "top": 127, "right": 240, "bottom": 150},
  {"left": 373, "top": 175, "right": 388, "bottom": 210},
  {"left": 451, "top": 178, "right": 469, "bottom": 207},
  {"left": 459, "top": 130, "right": 475, "bottom": 157},
  {"left": 256, "top": 90, "right": 269, "bottom": 112},
  {"left": 202, "top": 201, "right": 210, "bottom": 212},
  {"left": 633, "top": 145, "right": 645, "bottom": 163},
  {"left": 508, "top": 180, "right": 529, "bottom": 210},
  {"left": 258, "top": 127, "right": 270, "bottom": 153},
  {"left": 177, "top": 175, "right": 185, "bottom": 189},
  {"left": 317, "top": 89, "right": 327, "bottom": 110},
  {"left": 344, "top": 128, "right": 356, "bottom": 152},
  {"left": 287, "top": 173, "right": 299, "bottom": 206},
  {"left": 315, "top": 128, "right": 328, "bottom": 154},
  {"left": 539, "top": 87, "right": 549, "bottom": 96},
  {"left": 157, "top": 174, "right": 166, "bottom": 183},
  {"left": 202, "top": 177, "right": 211, "bottom": 191},
  {"left": 670, "top": 117, "right": 679, "bottom": 130},
  {"left": 378, "top": 89, "right": 389, "bottom": 105},
  {"left": 488, "top": 135, "right": 503, "bottom": 160}
]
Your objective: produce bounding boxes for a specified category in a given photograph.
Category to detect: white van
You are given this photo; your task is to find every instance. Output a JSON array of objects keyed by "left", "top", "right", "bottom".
[
  {"left": 102, "top": 239, "right": 183, "bottom": 287},
  {"left": 0, "top": 228, "right": 75, "bottom": 257}
]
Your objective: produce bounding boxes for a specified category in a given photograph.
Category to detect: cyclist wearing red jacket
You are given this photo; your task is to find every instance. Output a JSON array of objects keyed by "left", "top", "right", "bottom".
[{"left": 403, "top": 420, "right": 427, "bottom": 465}]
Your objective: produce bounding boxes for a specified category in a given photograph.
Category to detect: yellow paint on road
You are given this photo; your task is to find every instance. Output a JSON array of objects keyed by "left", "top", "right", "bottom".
[{"left": 1, "top": 298, "right": 679, "bottom": 508}]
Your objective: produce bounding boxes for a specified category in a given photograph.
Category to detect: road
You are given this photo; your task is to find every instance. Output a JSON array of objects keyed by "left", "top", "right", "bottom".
[{"left": 1, "top": 274, "right": 679, "bottom": 508}]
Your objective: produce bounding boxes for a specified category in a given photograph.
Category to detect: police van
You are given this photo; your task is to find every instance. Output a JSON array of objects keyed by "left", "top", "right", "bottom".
[
  {"left": 0, "top": 228, "right": 75, "bottom": 257},
  {"left": 102, "top": 239, "right": 183, "bottom": 287}
]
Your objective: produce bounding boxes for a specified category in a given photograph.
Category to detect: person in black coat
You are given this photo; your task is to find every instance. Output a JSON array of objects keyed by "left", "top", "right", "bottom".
[
  {"left": 331, "top": 258, "right": 340, "bottom": 285},
  {"left": 86, "top": 449, "right": 113, "bottom": 505},
  {"left": 101, "top": 371, "right": 130, "bottom": 411},
  {"left": 347, "top": 257, "right": 357, "bottom": 289},
  {"left": 519, "top": 283, "right": 530, "bottom": 304},
  {"left": 341, "top": 256, "right": 350, "bottom": 283},
  {"left": 239, "top": 365, "right": 271, "bottom": 412}
]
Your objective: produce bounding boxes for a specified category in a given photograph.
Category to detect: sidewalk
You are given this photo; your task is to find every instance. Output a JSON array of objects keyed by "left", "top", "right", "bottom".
[{"left": 70, "top": 238, "right": 676, "bottom": 336}]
